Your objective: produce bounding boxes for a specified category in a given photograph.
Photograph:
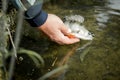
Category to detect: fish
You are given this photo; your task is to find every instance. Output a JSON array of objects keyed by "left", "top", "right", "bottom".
[{"left": 64, "top": 15, "right": 94, "bottom": 40}]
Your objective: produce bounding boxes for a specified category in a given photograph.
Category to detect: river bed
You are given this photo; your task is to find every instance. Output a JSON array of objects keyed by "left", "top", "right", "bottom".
[{"left": 15, "top": 0, "right": 120, "bottom": 80}]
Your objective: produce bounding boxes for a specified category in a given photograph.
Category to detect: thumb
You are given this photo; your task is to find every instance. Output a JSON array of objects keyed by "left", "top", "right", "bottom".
[
  {"left": 60, "top": 25, "right": 71, "bottom": 35},
  {"left": 61, "top": 25, "right": 77, "bottom": 38}
]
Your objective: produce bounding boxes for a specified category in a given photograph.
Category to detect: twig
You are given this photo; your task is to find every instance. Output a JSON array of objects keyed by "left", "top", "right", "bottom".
[
  {"left": 7, "top": 27, "right": 17, "bottom": 57},
  {"left": 52, "top": 57, "right": 58, "bottom": 67},
  {"left": 8, "top": 9, "right": 24, "bottom": 80},
  {"left": 38, "top": 65, "right": 68, "bottom": 80}
]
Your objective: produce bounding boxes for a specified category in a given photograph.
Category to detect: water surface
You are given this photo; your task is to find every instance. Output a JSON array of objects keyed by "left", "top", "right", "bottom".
[{"left": 16, "top": 0, "right": 120, "bottom": 80}]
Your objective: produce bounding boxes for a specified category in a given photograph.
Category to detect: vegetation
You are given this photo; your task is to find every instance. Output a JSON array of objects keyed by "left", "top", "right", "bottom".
[{"left": 0, "top": 1, "right": 67, "bottom": 80}]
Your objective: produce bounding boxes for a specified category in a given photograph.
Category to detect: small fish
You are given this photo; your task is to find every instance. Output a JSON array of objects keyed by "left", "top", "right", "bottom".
[
  {"left": 72, "top": 24, "right": 94, "bottom": 40},
  {"left": 64, "top": 15, "right": 94, "bottom": 40}
]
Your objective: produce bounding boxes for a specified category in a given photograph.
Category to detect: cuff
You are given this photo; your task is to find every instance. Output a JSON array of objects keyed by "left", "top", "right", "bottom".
[{"left": 25, "top": 10, "right": 48, "bottom": 27}]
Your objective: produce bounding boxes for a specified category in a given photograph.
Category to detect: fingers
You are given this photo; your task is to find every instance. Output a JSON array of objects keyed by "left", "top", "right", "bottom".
[
  {"left": 51, "top": 30, "right": 80, "bottom": 45},
  {"left": 60, "top": 24, "right": 70, "bottom": 34},
  {"left": 57, "top": 25, "right": 80, "bottom": 44},
  {"left": 55, "top": 36, "right": 80, "bottom": 45},
  {"left": 60, "top": 37, "right": 80, "bottom": 45}
]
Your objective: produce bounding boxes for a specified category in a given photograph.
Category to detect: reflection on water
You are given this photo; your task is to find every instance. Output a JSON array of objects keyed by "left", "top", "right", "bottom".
[
  {"left": 106, "top": 0, "right": 120, "bottom": 16},
  {"left": 107, "top": 0, "right": 120, "bottom": 10},
  {"left": 16, "top": 0, "right": 120, "bottom": 80},
  {"left": 95, "top": 0, "right": 120, "bottom": 31},
  {"left": 95, "top": 12, "right": 109, "bottom": 30}
]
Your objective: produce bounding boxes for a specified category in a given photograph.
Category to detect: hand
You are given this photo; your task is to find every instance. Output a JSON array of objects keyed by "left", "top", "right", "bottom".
[{"left": 38, "top": 14, "right": 80, "bottom": 45}]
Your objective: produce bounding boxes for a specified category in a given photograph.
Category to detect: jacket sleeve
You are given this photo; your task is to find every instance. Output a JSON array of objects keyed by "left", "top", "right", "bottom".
[{"left": 10, "top": 0, "right": 48, "bottom": 27}]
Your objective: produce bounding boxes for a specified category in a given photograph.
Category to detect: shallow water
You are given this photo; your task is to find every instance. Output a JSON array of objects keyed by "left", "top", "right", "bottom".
[{"left": 16, "top": 0, "right": 120, "bottom": 80}]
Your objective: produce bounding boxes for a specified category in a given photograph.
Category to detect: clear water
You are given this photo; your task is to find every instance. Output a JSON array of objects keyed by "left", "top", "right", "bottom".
[{"left": 16, "top": 0, "right": 120, "bottom": 80}]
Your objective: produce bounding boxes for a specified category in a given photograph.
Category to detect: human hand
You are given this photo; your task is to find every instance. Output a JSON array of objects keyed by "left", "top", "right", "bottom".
[{"left": 38, "top": 14, "right": 80, "bottom": 45}]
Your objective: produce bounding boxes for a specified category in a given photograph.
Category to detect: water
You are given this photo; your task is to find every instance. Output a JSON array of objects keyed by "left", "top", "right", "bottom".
[{"left": 15, "top": 0, "right": 120, "bottom": 80}]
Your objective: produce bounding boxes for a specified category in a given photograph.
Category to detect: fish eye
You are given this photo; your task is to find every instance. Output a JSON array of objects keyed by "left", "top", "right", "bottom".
[
  {"left": 88, "top": 32, "right": 92, "bottom": 35},
  {"left": 88, "top": 32, "right": 95, "bottom": 37}
]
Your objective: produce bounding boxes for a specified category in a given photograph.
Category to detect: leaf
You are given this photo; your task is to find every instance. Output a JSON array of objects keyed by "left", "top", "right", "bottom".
[
  {"left": 18, "top": 48, "right": 44, "bottom": 67},
  {"left": 38, "top": 64, "right": 68, "bottom": 80}
]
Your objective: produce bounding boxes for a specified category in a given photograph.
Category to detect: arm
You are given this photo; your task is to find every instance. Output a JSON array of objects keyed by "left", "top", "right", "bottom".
[
  {"left": 10, "top": 0, "right": 47, "bottom": 27},
  {"left": 11, "top": 0, "right": 80, "bottom": 45}
]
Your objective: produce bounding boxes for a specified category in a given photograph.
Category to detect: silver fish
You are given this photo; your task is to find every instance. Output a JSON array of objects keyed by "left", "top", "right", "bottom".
[{"left": 64, "top": 15, "right": 94, "bottom": 40}]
